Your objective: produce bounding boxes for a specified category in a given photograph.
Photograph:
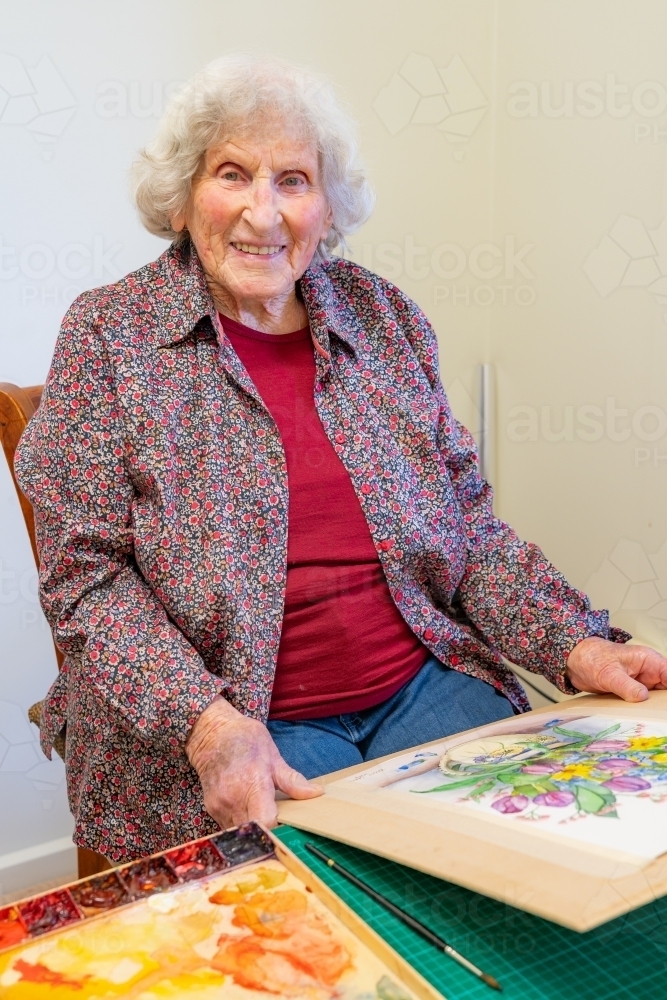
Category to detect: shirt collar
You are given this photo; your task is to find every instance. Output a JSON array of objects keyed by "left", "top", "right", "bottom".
[
  {"left": 153, "top": 240, "right": 217, "bottom": 348},
  {"left": 153, "top": 239, "right": 361, "bottom": 357},
  {"left": 299, "top": 259, "right": 361, "bottom": 358}
]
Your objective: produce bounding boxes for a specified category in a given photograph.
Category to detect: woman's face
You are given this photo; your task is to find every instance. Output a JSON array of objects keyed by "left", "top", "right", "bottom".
[{"left": 172, "top": 131, "right": 333, "bottom": 308}]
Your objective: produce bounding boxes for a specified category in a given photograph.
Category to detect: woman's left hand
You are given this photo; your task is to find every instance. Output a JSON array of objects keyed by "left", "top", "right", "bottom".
[{"left": 566, "top": 636, "right": 667, "bottom": 701}]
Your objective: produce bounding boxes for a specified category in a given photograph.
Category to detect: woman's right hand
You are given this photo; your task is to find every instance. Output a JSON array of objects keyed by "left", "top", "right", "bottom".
[{"left": 185, "top": 697, "right": 323, "bottom": 830}]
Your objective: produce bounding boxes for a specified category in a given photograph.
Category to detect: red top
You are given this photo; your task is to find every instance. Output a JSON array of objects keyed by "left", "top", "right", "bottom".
[{"left": 222, "top": 315, "right": 427, "bottom": 720}]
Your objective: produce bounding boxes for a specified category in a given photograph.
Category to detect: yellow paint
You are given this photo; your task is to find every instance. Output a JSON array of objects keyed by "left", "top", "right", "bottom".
[
  {"left": 551, "top": 763, "right": 595, "bottom": 780},
  {"left": 0, "top": 861, "right": 401, "bottom": 999}
]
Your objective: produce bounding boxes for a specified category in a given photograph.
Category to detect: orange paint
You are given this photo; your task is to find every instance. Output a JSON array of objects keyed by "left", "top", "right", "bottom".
[
  {"left": 0, "top": 862, "right": 387, "bottom": 999},
  {"left": 15, "top": 958, "right": 91, "bottom": 989},
  {"left": 0, "top": 909, "right": 26, "bottom": 950},
  {"left": 210, "top": 885, "right": 352, "bottom": 994}
]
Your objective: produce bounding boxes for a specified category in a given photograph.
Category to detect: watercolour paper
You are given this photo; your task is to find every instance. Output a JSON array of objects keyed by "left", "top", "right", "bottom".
[{"left": 327, "top": 713, "right": 667, "bottom": 874}]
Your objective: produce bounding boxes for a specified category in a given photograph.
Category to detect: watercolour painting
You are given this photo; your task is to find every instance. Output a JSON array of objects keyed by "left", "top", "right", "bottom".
[
  {"left": 331, "top": 714, "right": 667, "bottom": 868},
  {"left": 0, "top": 857, "right": 419, "bottom": 1000}
]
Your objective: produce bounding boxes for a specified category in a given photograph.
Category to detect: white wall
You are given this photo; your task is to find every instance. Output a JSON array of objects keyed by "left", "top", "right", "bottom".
[{"left": 2, "top": 0, "right": 667, "bottom": 895}]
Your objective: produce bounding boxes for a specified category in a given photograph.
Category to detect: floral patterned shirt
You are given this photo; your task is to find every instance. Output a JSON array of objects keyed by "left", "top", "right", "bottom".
[{"left": 15, "top": 239, "right": 624, "bottom": 861}]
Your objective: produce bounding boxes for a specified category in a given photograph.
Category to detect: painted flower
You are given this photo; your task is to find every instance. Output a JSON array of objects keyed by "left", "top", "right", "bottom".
[
  {"left": 521, "top": 762, "right": 559, "bottom": 774},
  {"left": 652, "top": 753, "right": 667, "bottom": 764},
  {"left": 627, "top": 737, "right": 667, "bottom": 751},
  {"left": 552, "top": 763, "right": 595, "bottom": 780},
  {"left": 491, "top": 795, "right": 529, "bottom": 814},
  {"left": 602, "top": 776, "right": 652, "bottom": 793},
  {"left": 534, "top": 791, "right": 575, "bottom": 808},
  {"left": 597, "top": 758, "right": 639, "bottom": 771}
]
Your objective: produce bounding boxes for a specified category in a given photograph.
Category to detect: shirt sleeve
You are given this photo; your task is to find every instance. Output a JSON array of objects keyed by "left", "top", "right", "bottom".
[
  {"left": 402, "top": 302, "right": 629, "bottom": 692},
  {"left": 14, "top": 295, "right": 224, "bottom": 753}
]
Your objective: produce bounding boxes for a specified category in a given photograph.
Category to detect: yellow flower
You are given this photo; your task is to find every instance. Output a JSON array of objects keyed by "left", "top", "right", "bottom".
[
  {"left": 652, "top": 753, "right": 667, "bottom": 764},
  {"left": 551, "top": 763, "right": 594, "bottom": 780},
  {"left": 627, "top": 737, "right": 667, "bottom": 751}
]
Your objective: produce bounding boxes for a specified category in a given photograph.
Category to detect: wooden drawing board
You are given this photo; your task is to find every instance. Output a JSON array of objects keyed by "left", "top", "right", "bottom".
[{"left": 278, "top": 690, "right": 667, "bottom": 932}]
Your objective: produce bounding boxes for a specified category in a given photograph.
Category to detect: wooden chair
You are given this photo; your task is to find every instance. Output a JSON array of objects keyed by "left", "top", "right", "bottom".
[{"left": 0, "top": 382, "right": 111, "bottom": 879}]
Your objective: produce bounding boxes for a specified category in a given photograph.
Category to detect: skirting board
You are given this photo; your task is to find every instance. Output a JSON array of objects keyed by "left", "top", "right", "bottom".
[
  {"left": 0, "top": 836, "right": 77, "bottom": 905},
  {"left": 278, "top": 690, "right": 667, "bottom": 932}
]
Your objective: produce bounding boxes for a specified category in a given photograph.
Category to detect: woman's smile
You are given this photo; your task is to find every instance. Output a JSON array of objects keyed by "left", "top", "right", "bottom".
[{"left": 230, "top": 242, "right": 286, "bottom": 257}]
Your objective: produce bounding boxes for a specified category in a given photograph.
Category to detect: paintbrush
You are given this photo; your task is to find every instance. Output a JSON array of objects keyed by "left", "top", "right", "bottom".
[{"left": 303, "top": 842, "right": 502, "bottom": 992}]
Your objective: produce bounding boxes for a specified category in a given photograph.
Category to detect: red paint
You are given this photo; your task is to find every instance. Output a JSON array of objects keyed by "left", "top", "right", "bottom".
[
  {"left": 18, "top": 891, "right": 81, "bottom": 936},
  {"left": 0, "top": 907, "right": 27, "bottom": 949},
  {"left": 165, "top": 841, "right": 229, "bottom": 881}
]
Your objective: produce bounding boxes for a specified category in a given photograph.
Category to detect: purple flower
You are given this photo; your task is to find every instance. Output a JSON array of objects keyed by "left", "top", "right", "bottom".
[
  {"left": 521, "top": 763, "right": 559, "bottom": 774},
  {"left": 491, "top": 795, "right": 528, "bottom": 814},
  {"left": 534, "top": 791, "right": 575, "bottom": 808},
  {"left": 598, "top": 758, "right": 639, "bottom": 771},
  {"left": 602, "top": 776, "right": 651, "bottom": 793}
]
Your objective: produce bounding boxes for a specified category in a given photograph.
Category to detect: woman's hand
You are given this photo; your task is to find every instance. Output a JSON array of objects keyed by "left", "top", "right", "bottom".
[
  {"left": 566, "top": 637, "right": 667, "bottom": 701},
  {"left": 185, "top": 697, "right": 323, "bottom": 829}
]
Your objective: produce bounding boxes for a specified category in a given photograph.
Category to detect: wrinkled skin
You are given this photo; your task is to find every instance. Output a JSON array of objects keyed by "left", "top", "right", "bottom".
[
  {"left": 565, "top": 636, "right": 667, "bottom": 702},
  {"left": 186, "top": 697, "right": 323, "bottom": 830}
]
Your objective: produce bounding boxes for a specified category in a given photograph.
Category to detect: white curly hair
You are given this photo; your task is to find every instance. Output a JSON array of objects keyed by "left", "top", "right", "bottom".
[{"left": 130, "top": 53, "right": 374, "bottom": 260}]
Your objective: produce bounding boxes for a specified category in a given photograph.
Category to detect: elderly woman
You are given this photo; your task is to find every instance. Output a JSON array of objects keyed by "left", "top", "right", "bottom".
[{"left": 16, "top": 55, "right": 667, "bottom": 863}]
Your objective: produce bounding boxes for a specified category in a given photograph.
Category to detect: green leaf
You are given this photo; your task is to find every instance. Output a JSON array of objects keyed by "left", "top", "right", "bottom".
[
  {"left": 550, "top": 722, "right": 621, "bottom": 747},
  {"left": 414, "top": 775, "right": 493, "bottom": 794},
  {"left": 504, "top": 771, "right": 544, "bottom": 787},
  {"left": 467, "top": 779, "right": 497, "bottom": 800},
  {"left": 573, "top": 779, "right": 616, "bottom": 803},
  {"left": 516, "top": 784, "right": 541, "bottom": 798},
  {"left": 574, "top": 785, "right": 612, "bottom": 814},
  {"left": 587, "top": 723, "right": 622, "bottom": 741},
  {"left": 533, "top": 779, "right": 558, "bottom": 794},
  {"left": 551, "top": 725, "right": 595, "bottom": 740}
]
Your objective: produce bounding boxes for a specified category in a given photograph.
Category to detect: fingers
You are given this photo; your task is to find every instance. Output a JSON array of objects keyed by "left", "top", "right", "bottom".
[
  {"left": 598, "top": 663, "right": 648, "bottom": 702},
  {"left": 273, "top": 756, "right": 324, "bottom": 801},
  {"left": 214, "top": 771, "right": 280, "bottom": 829},
  {"left": 239, "top": 780, "right": 280, "bottom": 829},
  {"left": 566, "top": 638, "right": 667, "bottom": 701},
  {"left": 635, "top": 647, "right": 667, "bottom": 688},
  {"left": 194, "top": 716, "right": 323, "bottom": 832}
]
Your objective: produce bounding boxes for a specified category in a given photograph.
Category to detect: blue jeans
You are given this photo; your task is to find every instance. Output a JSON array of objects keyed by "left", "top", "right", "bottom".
[{"left": 267, "top": 655, "right": 514, "bottom": 778}]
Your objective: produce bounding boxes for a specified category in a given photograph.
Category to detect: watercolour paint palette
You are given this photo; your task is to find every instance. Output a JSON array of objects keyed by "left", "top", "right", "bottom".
[
  {"left": 278, "top": 691, "right": 667, "bottom": 931},
  {"left": 0, "top": 822, "right": 443, "bottom": 1000}
]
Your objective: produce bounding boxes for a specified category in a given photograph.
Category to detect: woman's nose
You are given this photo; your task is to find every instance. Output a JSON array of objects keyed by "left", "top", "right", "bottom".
[{"left": 242, "top": 179, "right": 282, "bottom": 233}]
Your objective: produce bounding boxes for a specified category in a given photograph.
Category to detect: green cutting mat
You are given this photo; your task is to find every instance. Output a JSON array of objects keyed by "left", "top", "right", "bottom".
[{"left": 275, "top": 825, "right": 667, "bottom": 1000}]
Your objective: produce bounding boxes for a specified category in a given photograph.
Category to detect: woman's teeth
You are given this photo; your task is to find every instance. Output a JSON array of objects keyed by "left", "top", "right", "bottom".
[{"left": 231, "top": 243, "right": 283, "bottom": 255}]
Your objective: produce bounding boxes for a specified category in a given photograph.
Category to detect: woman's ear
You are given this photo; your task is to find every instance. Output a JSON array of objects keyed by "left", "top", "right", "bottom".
[
  {"left": 321, "top": 205, "right": 334, "bottom": 241},
  {"left": 171, "top": 210, "right": 186, "bottom": 233}
]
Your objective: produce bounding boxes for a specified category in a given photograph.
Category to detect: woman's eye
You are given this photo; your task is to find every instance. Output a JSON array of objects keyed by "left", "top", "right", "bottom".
[
  {"left": 221, "top": 170, "right": 241, "bottom": 181},
  {"left": 282, "top": 175, "right": 303, "bottom": 187}
]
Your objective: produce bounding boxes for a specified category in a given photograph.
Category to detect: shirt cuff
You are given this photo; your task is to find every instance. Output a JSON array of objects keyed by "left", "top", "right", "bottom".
[{"left": 549, "top": 614, "right": 631, "bottom": 695}]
